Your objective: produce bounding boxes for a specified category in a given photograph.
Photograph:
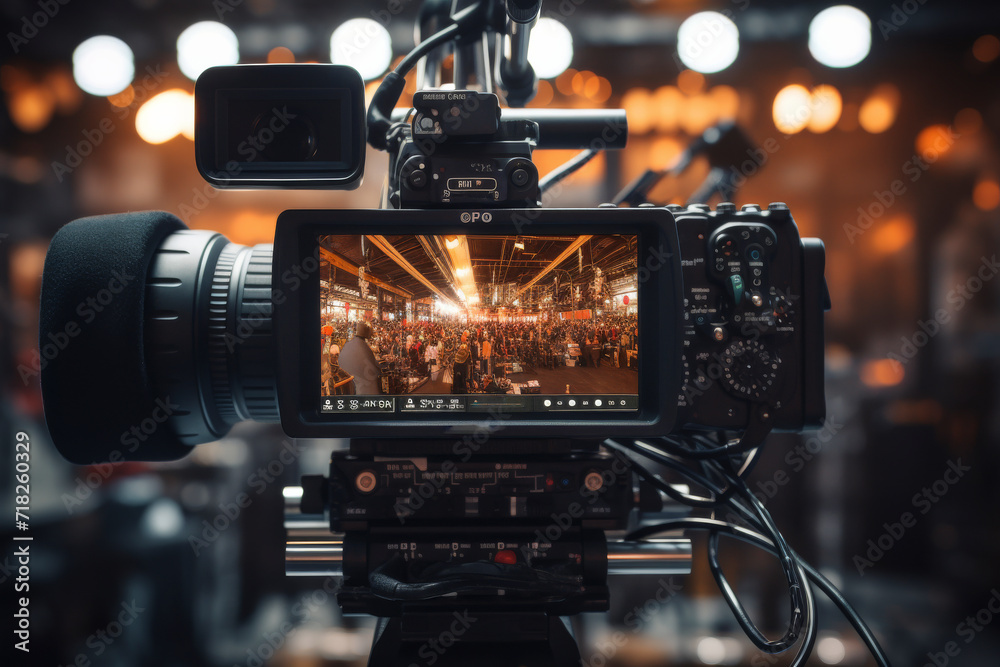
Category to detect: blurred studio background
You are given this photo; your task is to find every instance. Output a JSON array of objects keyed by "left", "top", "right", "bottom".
[{"left": 2, "top": 0, "right": 1000, "bottom": 665}]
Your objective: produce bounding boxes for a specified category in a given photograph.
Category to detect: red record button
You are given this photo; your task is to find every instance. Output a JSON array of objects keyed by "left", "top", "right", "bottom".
[{"left": 494, "top": 549, "right": 517, "bottom": 565}]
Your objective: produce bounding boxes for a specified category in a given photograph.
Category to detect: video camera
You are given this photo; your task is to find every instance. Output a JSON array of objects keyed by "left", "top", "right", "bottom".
[{"left": 37, "top": 2, "right": 891, "bottom": 666}]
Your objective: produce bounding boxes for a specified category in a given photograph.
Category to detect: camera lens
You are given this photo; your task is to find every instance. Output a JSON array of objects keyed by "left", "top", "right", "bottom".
[
  {"left": 252, "top": 109, "right": 319, "bottom": 162},
  {"left": 145, "top": 230, "right": 279, "bottom": 441},
  {"left": 40, "top": 213, "right": 278, "bottom": 463}
]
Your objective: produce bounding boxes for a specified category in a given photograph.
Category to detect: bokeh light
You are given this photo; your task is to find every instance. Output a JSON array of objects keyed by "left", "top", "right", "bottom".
[
  {"left": 809, "top": 6, "right": 871, "bottom": 68},
  {"left": 677, "top": 12, "right": 740, "bottom": 74},
  {"left": 136, "top": 89, "right": 194, "bottom": 144},
  {"left": 858, "top": 85, "right": 900, "bottom": 134},
  {"left": 330, "top": 18, "right": 392, "bottom": 81},
  {"left": 808, "top": 85, "right": 842, "bottom": 133},
  {"left": 973, "top": 34, "right": 1000, "bottom": 63},
  {"left": 973, "top": 179, "right": 1000, "bottom": 211},
  {"left": 72, "top": 36, "right": 135, "bottom": 96},
  {"left": 267, "top": 47, "right": 295, "bottom": 64},
  {"left": 528, "top": 18, "right": 574, "bottom": 79},
  {"left": 177, "top": 22, "right": 239, "bottom": 81},
  {"left": 773, "top": 84, "right": 812, "bottom": 134}
]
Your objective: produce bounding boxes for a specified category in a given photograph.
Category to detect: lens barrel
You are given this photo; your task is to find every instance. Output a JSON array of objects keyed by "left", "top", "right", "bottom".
[
  {"left": 40, "top": 212, "right": 278, "bottom": 463},
  {"left": 144, "top": 229, "right": 278, "bottom": 449}
]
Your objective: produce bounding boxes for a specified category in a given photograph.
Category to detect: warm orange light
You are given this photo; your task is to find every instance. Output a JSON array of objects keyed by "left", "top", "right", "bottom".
[
  {"left": 1, "top": 64, "right": 31, "bottom": 93},
  {"left": 536, "top": 149, "right": 605, "bottom": 186},
  {"left": 954, "top": 108, "right": 982, "bottom": 135},
  {"left": 858, "top": 85, "right": 900, "bottom": 134},
  {"left": 555, "top": 68, "right": 577, "bottom": 96},
  {"left": 591, "top": 76, "right": 612, "bottom": 104},
  {"left": 861, "top": 359, "right": 905, "bottom": 388},
  {"left": 445, "top": 236, "right": 460, "bottom": 250},
  {"left": 571, "top": 70, "right": 594, "bottom": 96},
  {"left": 710, "top": 85, "right": 740, "bottom": 121},
  {"left": 108, "top": 85, "right": 135, "bottom": 108},
  {"left": 529, "top": 79, "right": 554, "bottom": 107},
  {"left": 267, "top": 46, "right": 295, "bottom": 63},
  {"left": 973, "top": 179, "right": 1000, "bottom": 211},
  {"left": 45, "top": 67, "right": 82, "bottom": 113},
  {"left": 135, "top": 89, "right": 194, "bottom": 144},
  {"left": 838, "top": 103, "right": 859, "bottom": 132},
  {"left": 364, "top": 80, "right": 381, "bottom": 108},
  {"left": 680, "top": 94, "right": 715, "bottom": 136},
  {"left": 871, "top": 216, "right": 915, "bottom": 255},
  {"left": 677, "top": 69, "right": 705, "bottom": 96},
  {"left": 807, "top": 85, "right": 842, "bottom": 133},
  {"left": 652, "top": 86, "right": 682, "bottom": 133},
  {"left": 915, "top": 124, "right": 955, "bottom": 160},
  {"left": 9, "top": 85, "right": 54, "bottom": 133},
  {"left": 772, "top": 84, "right": 811, "bottom": 135},
  {"left": 621, "top": 88, "right": 652, "bottom": 135},
  {"left": 973, "top": 34, "right": 1000, "bottom": 63},
  {"left": 649, "top": 136, "right": 684, "bottom": 170},
  {"left": 224, "top": 210, "right": 278, "bottom": 245},
  {"left": 582, "top": 74, "right": 607, "bottom": 101}
]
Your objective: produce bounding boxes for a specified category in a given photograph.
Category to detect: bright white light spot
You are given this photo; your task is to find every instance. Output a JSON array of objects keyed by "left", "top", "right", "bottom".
[
  {"left": 696, "top": 637, "right": 726, "bottom": 665},
  {"left": 142, "top": 499, "right": 184, "bottom": 538},
  {"left": 677, "top": 12, "right": 740, "bottom": 74},
  {"left": 809, "top": 6, "right": 871, "bottom": 68},
  {"left": 330, "top": 18, "right": 392, "bottom": 81},
  {"left": 528, "top": 18, "right": 573, "bottom": 79},
  {"left": 177, "top": 21, "right": 240, "bottom": 81},
  {"left": 818, "top": 636, "right": 847, "bottom": 664},
  {"left": 72, "top": 36, "right": 134, "bottom": 96},
  {"left": 773, "top": 84, "right": 813, "bottom": 135},
  {"left": 136, "top": 89, "right": 194, "bottom": 144}
]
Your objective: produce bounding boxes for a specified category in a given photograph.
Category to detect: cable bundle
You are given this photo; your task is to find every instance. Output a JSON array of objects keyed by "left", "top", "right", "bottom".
[{"left": 605, "top": 433, "right": 891, "bottom": 666}]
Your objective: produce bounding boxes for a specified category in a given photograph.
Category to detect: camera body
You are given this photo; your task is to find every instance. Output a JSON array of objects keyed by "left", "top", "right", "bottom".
[
  {"left": 387, "top": 90, "right": 540, "bottom": 208},
  {"left": 672, "top": 203, "right": 829, "bottom": 432},
  {"left": 39, "top": 45, "right": 830, "bottom": 665}
]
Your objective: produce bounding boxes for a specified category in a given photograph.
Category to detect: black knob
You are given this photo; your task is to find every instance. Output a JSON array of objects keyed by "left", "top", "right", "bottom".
[
  {"left": 408, "top": 170, "right": 428, "bottom": 189},
  {"left": 511, "top": 168, "right": 530, "bottom": 187},
  {"left": 721, "top": 339, "right": 780, "bottom": 402}
]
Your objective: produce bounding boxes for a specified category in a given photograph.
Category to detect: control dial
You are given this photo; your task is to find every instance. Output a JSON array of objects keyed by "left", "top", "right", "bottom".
[
  {"left": 772, "top": 293, "right": 795, "bottom": 327},
  {"left": 721, "top": 339, "right": 780, "bottom": 401}
]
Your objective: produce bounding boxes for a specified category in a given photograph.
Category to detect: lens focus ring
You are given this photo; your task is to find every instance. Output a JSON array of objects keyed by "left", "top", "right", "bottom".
[{"left": 206, "top": 243, "right": 279, "bottom": 424}]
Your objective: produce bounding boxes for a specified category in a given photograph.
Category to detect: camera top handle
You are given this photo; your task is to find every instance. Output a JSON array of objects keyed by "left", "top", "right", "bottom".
[{"left": 367, "top": 0, "right": 626, "bottom": 154}]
